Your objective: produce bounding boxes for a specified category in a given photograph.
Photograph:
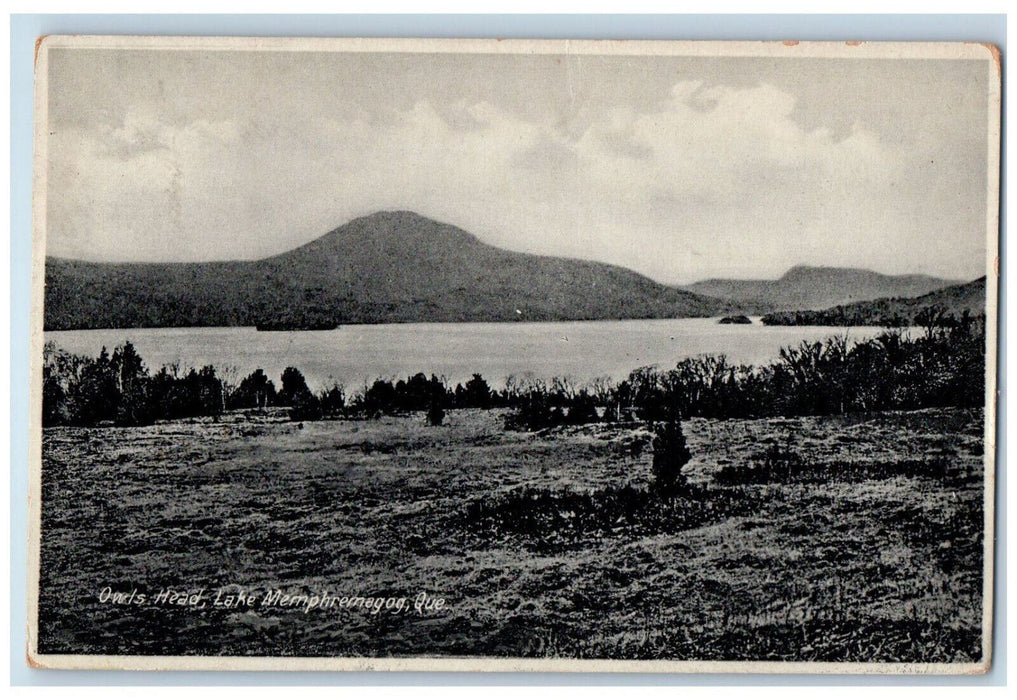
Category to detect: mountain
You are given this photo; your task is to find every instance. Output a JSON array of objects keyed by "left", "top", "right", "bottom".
[
  {"left": 684, "top": 265, "right": 960, "bottom": 313},
  {"left": 44, "top": 211, "right": 737, "bottom": 330},
  {"left": 760, "top": 277, "right": 988, "bottom": 327}
]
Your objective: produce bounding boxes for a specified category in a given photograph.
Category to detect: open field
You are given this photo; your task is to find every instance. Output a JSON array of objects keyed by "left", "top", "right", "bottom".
[{"left": 38, "top": 407, "right": 985, "bottom": 662}]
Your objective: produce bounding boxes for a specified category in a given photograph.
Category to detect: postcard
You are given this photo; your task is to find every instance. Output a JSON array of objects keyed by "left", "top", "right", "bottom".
[{"left": 28, "top": 36, "right": 1000, "bottom": 672}]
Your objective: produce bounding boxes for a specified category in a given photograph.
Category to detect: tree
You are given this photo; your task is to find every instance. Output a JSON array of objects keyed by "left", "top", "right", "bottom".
[
  {"left": 41, "top": 366, "right": 67, "bottom": 426},
  {"left": 399, "top": 372, "right": 448, "bottom": 411},
  {"left": 197, "top": 365, "right": 225, "bottom": 416},
  {"left": 278, "top": 366, "right": 313, "bottom": 406},
  {"left": 426, "top": 400, "right": 445, "bottom": 427},
  {"left": 74, "top": 346, "right": 120, "bottom": 424},
  {"left": 916, "top": 304, "right": 950, "bottom": 338},
  {"left": 651, "top": 413, "right": 692, "bottom": 499},
  {"left": 230, "top": 369, "right": 277, "bottom": 410},
  {"left": 363, "top": 378, "right": 398, "bottom": 416},
  {"left": 112, "top": 342, "right": 152, "bottom": 426},
  {"left": 42, "top": 342, "right": 86, "bottom": 426},
  {"left": 463, "top": 373, "right": 492, "bottom": 409},
  {"left": 589, "top": 376, "right": 614, "bottom": 405},
  {"left": 318, "top": 381, "right": 346, "bottom": 417},
  {"left": 289, "top": 392, "right": 322, "bottom": 421},
  {"left": 565, "top": 390, "right": 599, "bottom": 424}
]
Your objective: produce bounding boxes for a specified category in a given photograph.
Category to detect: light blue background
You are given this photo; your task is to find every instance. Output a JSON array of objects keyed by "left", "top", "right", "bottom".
[{"left": 9, "top": 13, "right": 1006, "bottom": 686}]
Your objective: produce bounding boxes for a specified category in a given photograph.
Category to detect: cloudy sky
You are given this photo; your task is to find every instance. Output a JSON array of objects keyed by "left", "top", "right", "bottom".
[{"left": 45, "top": 46, "right": 992, "bottom": 284}]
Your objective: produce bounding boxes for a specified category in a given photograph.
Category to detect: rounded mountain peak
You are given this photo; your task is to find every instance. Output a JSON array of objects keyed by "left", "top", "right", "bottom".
[{"left": 282, "top": 211, "right": 483, "bottom": 262}]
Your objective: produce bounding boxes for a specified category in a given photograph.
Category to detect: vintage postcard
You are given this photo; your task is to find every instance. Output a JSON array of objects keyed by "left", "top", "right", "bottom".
[{"left": 28, "top": 36, "right": 1000, "bottom": 673}]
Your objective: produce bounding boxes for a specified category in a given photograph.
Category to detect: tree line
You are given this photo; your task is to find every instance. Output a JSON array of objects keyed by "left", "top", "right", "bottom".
[
  {"left": 42, "top": 314, "right": 985, "bottom": 429},
  {"left": 761, "top": 302, "right": 981, "bottom": 329},
  {"left": 41, "top": 342, "right": 503, "bottom": 427}
]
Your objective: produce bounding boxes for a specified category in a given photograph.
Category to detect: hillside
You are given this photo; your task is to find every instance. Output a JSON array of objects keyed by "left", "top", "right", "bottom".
[
  {"left": 44, "top": 211, "right": 736, "bottom": 330},
  {"left": 684, "top": 265, "right": 959, "bottom": 313},
  {"left": 760, "top": 277, "right": 988, "bottom": 327}
]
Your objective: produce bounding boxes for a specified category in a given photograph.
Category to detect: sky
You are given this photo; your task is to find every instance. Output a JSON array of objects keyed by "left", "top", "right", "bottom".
[{"left": 44, "top": 46, "right": 993, "bottom": 284}]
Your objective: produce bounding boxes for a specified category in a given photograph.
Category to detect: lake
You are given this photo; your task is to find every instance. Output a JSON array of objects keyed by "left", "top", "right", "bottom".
[{"left": 46, "top": 319, "right": 908, "bottom": 392}]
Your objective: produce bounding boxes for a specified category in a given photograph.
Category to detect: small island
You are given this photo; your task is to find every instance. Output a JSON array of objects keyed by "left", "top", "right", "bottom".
[
  {"left": 255, "top": 320, "right": 339, "bottom": 332},
  {"left": 718, "top": 315, "right": 752, "bottom": 325}
]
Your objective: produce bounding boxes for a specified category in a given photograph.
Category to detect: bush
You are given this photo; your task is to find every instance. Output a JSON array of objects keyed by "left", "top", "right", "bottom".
[
  {"left": 615, "top": 320, "right": 986, "bottom": 420},
  {"left": 714, "top": 445, "right": 950, "bottom": 486},
  {"left": 73, "top": 346, "right": 120, "bottom": 424},
  {"left": 504, "top": 390, "right": 563, "bottom": 431},
  {"left": 346, "top": 373, "right": 450, "bottom": 419},
  {"left": 228, "top": 369, "right": 277, "bottom": 410},
  {"left": 318, "top": 382, "right": 346, "bottom": 417},
  {"left": 565, "top": 390, "right": 599, "bottom": 425},
  {"left": 149, "top": 365, "right": 224, "bottom": 421},
  {"left": 288, "top": 392, "right": 322, "bottom": 421},
  {"left": 278, "top": 367, "right": 313, "bottom": 407},
  {"left": 426, "top": 402, "right": 446, "bottom": 426},
  {"left": 455, "top": 373, "right": 493, "bottom": 409},
  {"left": 42, "top": 342, "right": 227, "bottom": 426},
  {"left": 651, "top": 416, "right": 692, "bottom": 498},
  {"left": 505, "top": 385, "right": 606, "bottom": 431},
  {"left": 397, "top": 373, "right": 448, "bottom": 412},
  {"left": 359, "top": 378, "right": 398, "bottom": 416}
]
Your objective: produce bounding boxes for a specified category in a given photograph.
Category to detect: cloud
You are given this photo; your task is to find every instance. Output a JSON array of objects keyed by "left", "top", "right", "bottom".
[{"left": 45, "top": 76, "right": 983, "bottom": 283}]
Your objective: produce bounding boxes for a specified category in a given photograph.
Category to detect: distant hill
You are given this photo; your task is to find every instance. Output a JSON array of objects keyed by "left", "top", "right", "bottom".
[
  {"left": 45, "top": 211, "right": 737, "bottom": 330},
  {"left": 760, "top": 277, "right": 987, "bottom": 327},
  {"left": 684, "top": 265, "right": 960, "bottom": 313}
]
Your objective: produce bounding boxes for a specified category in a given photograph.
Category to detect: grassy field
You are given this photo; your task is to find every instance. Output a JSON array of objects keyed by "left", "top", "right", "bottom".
[{"left": 38, "top": 407, "right": 985, "bottom": 662}]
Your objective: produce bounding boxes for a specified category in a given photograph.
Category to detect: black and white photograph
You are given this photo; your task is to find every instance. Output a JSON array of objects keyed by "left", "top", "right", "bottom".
[{"left": 28, "top": 37, "right": 1000, "bottom": 672}]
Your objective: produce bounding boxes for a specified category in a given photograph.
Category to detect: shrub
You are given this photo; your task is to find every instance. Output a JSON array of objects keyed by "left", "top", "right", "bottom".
[
  {"left": 42, "top": 342, "right": 88, "bottom": 425},
  {"left": 565, "top": 390, "right": 599, "bottom": 425},
  {"left": 615, "top": 320, "right": 986, "bottom": 420},
  {"left": 504, "top": 390, "right": 562, "bottom": 431},
  {"left": 714, "top": 446, "right": 950, "bottom": 486},
  {"left": 426, "top": 401, "right": 446, "bottom": 426},
  {"left": 347, "top": 373, "right": 451, "bottom": 419},
  {"left": 318, "top": 381, "right": 346, "bottom": 417},
  {"left": 228, "top": 369, "right": 277, "bottom": 410},
  {"left": 362, "top": 378, "right": 399, "bottom": 415},
  {"left": 504, "top": 384, "right": 607, "bottom": 431},
  {"left": 397, "top": 373, "right": 448, "bottom": 411},
  {"left": 42, "top": 342, "right": 227, "bottom": 426},
  {"left": 288, "top": 392, "right": 323, "bottom": 421},
  {"left": 458, "top": 373, "right": 492, "bottom": 409},
  {"left": 715, "top": 443, "right": 803, "bottom": 486},
  {"left": 111, "top": 342, "right": 153, "bottom": 426},
  {"left": 651, "top": 416, "right": 692, "bottom": 498},
  {"left": 74, "top": 346, "right": 120, "bottom": 424},
  {"left": 278, "top": 366, "right": 313, "bottom": 407}
]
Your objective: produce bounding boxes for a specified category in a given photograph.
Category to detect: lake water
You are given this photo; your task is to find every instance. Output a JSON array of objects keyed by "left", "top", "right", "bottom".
[{"left": 46, "top": 319, "right": 906, "bottom": 392}]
